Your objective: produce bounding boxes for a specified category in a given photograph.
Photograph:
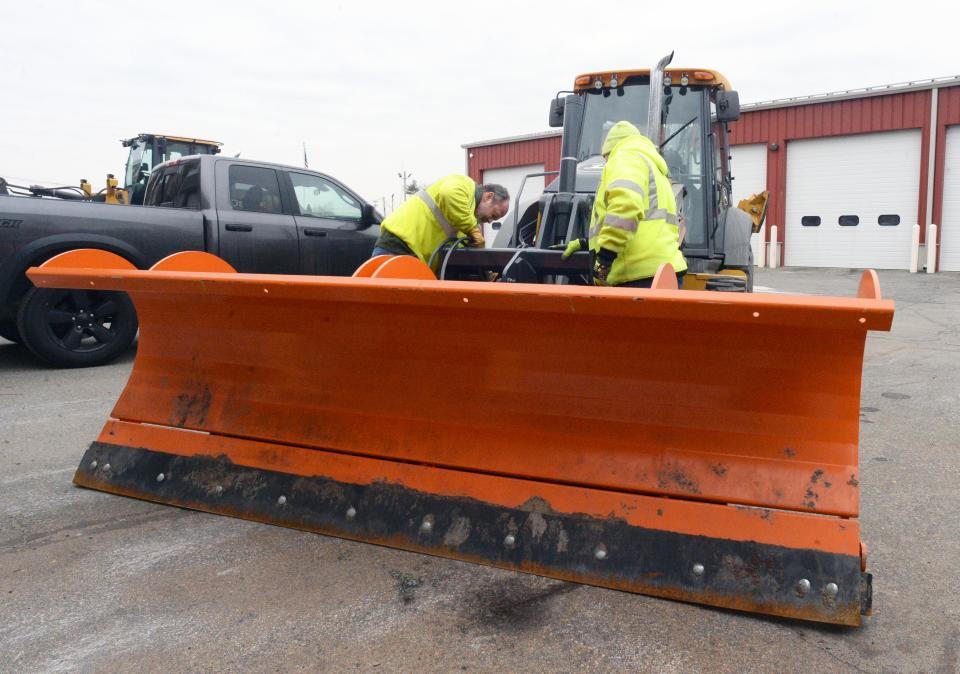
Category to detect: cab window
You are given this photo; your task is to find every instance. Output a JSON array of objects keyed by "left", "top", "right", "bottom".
[
  {"left": 229, "top": 165, "right": 283, "bottom": 214},
  {"left": 289, "top": 172, "right": 362, "bottom": 220},
  {"left": 143, "top": 160, "right": 201, "bottom": 208}
]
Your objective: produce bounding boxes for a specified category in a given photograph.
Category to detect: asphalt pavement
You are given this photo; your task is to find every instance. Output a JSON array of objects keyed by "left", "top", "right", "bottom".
[{"left": 1, "top": 268, "right": 958, "bottom": 673}]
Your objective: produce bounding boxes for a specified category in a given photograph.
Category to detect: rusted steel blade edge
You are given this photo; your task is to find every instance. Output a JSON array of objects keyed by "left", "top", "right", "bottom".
[{"left": 74, "top": 442, "right": 870, "bottom": 626}]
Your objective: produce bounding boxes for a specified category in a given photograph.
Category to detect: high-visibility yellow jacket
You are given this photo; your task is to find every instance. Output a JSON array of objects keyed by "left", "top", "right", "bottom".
[
  {"left": 589, "top": 127, "right": 687, "bottom": 285},
  {"left": 381, "top": 174, "right": 481, "bottom": 263}
]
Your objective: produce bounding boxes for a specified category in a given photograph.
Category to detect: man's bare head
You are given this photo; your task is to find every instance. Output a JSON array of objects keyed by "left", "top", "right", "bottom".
[{"left": 476, "top": 183, "right": 510, "bottom": 224}]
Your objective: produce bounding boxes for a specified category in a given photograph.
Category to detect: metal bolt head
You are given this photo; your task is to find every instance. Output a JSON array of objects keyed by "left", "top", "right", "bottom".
[
  {"left": 594, "top": 544, "right": 608, "bottom": 560},
  {"left": 89, "top": 460, "right": 98, "bottom": 469},
  {"left": 692, "top": 563, "right": 705, "bottom": 577},
  {"left": 420, "top": 517, "right": 433, "bottom": 533},
  {"left": 504, "top": 534, "right": 516, "bottom": 547},
  {"left": 796, "top": 578, "right": 811, "bottom": 596},
  {"left": 102, "top": 463, "right": 111, "bottom": 472},
  {"left": 346, "top": 506, "right": 357, "bottom": 520},
  {"left": 214, "top": 485, "right": 223, "bottom": 495},
  {"left": 277, "top": 495, "right": 287, "bottom": 505},
  {"left": 156, "top": 473, "right": 165, "bottom": 482},
  {"left": 824, "top": 582, "right": 839, "bottom": 599}
]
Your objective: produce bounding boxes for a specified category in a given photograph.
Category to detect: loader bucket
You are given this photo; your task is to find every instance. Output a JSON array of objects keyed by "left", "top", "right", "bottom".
[{"left": 28, "top": 250, "right": 894, "bottom": 626}]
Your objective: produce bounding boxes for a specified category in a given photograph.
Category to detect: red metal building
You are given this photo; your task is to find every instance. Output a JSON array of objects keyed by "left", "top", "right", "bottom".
[{"left": 463, "top": 77, "right": 960, "bottom": 271}]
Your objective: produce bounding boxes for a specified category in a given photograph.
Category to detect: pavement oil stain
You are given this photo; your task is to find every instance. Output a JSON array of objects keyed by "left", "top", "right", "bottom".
[
  {"left": 390, "top": 570, "right": 424, "bottom": 604},
  {"left": 937, "top": 625, "right": 960, "bottom": 674},
  {"left": 462, "top": 577, "right": 578, "bottom": 632}
]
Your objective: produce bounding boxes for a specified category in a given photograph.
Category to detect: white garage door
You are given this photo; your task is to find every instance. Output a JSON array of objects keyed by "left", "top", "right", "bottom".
[
  {"left": 482, "top": 164, "right": 544, "bottom": 247},
  {"left": 730, "top": 144, "right": 768, "bottom": 265},
  {"left": 940, "top": 126, "right": 960, "bottom": 271},
  {"left": 785, "top": 130, "right": 920, "bottom": 269}
]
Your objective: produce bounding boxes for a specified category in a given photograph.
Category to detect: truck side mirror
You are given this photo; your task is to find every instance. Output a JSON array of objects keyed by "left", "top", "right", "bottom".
[
  {"left": 716, "top": 90, "right": 741, "bottom": 122},
  {"left": 360, "top": 203, "right": 379, "bottom": 228},
  {"left": 549, "top": 98, "right": 566, "bottom": 127}
]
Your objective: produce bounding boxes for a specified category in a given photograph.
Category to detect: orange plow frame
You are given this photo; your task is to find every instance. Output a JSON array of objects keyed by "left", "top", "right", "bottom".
[{"left": 28, "top": 250, "right": 894, "bottom": 625}]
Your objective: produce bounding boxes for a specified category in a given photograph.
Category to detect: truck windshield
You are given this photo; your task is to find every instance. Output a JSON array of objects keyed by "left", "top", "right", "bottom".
[{"left": 579, "top": 84, "right": 710, "bottom": 249}]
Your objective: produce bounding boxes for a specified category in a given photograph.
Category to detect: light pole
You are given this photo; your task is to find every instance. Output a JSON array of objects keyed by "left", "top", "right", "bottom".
[{"left": 398, "top": 171, "right": 411, "bottom": 202}]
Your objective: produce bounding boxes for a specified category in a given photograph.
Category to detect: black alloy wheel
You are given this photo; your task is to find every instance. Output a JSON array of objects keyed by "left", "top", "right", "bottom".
[{"left": 17, "top": 287, "right": 138, "bottom": 367}]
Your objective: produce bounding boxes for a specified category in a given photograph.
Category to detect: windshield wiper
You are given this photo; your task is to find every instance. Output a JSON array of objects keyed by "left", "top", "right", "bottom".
[{"left": 660, "top": 116, "right": 698, "bottom": 151}]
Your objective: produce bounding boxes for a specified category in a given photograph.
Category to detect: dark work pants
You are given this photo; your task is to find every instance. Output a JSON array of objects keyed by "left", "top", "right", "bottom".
[{"left": 618, "top": 271, "right": 686, "bottom": 288}]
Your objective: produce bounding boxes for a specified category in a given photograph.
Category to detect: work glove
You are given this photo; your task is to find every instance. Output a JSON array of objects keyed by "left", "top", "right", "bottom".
[
  {"left": 593, "top": 248, "right": 617, "bottom": 286},
  {"left": 465, "top": 226, "right": 485, "bottom": 248},
  {"left": 549, "top": 238, "right": 588, "bottom": 259}
]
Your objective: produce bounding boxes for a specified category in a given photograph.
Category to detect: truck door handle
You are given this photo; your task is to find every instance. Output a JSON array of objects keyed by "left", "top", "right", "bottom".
[
  {"left": 225, "top": 224, "right": 253, "bottom": 232},
  {"left": 303, "top": 228, "right": 327, "bottom": 237}
]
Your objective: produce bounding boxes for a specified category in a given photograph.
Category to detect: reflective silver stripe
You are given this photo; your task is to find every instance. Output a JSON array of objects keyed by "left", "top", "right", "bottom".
[
  {"left": 589, "top": 221, "right": 602, "bottom": 238},
  {"left": 639, "top": 155, "right": 659, "bottom": 210},
  {"left": 602, "top": 214, "right": 638, "bottom": 232},
  {"left": 417, "top": 190, "right": 456, "bottom": 237},
  {"left": 608, "top": 179, "right": 646, "bottom": 196},
  {"left": 647, "top": 208, "right": 679, "bottom": 225}
]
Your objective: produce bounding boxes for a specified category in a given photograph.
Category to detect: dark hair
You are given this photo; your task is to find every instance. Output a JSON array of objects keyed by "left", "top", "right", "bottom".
[{"left": 482, "top": 183, "right": 510, "bottom": 203}]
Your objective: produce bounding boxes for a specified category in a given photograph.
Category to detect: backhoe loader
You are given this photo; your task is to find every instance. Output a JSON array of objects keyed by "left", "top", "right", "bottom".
[{"left": 437, "top": 53, "right": 766, "bottom": 291}]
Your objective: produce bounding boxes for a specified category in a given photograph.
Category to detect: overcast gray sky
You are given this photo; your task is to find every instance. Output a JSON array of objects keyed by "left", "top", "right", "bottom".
[{"left": 3, "top": 0, "right": 957, "bottom": 208}]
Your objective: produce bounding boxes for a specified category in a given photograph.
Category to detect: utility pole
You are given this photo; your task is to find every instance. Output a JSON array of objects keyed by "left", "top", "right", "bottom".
[
  {"left": 391, "top": 193, "right": 395, "bottom": 213},
  {"left": 398, "top": 170, "right": 411, "bottom": 202}
]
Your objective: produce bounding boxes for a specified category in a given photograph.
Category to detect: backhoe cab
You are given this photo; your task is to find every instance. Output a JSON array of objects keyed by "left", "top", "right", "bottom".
[
  {"left": 121, "top": 134, "right": 222, "bottom": 205},
  {"left": 440, "top": 54, "right": 766, "bottom": 291}
]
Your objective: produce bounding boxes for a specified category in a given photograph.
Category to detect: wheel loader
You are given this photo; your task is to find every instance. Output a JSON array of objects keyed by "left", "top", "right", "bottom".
[
  {"left": 24, "top": 58, "right": 892, "bottom": 627},
  {"left": 0, "top": 133, "right": 221, "bottom": 205}
]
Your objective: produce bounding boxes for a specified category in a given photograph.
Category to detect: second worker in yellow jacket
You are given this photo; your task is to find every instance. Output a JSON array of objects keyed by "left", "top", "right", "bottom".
[{"left": 563, "top": 121, "right": 687, "bottom": 287}]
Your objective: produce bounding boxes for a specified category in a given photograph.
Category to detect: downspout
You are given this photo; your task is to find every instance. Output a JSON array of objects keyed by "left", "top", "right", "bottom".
[{"left": 925, "top": 88, "right": 939, "bottom": 271}]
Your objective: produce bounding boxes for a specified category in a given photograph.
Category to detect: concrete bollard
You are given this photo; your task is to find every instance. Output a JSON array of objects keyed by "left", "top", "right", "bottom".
[{"left": 910, "top": 224, "right": 920, "bottom": 273}]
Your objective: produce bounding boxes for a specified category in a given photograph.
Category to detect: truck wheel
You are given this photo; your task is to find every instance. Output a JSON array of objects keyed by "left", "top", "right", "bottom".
[
  {"left": 16, "top": 287, "right": 138, "bottom": 367},
  {"left": 0, "top": 319, "right": 22, "bottom": 344}
]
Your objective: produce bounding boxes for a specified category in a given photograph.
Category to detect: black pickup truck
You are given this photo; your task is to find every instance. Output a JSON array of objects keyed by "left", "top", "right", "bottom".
[{"left": 0, "top": 155, "right": 380, "bottom": 366}]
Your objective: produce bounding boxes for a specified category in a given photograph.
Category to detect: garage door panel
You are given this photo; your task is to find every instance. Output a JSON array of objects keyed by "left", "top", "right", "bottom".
[
  {"left": 940, "top": 126, "right": 960, "bottom": 271},
  {"left": 731, "top": 144, "right": 767, "bottom": 265},
  {"left": 785, "top": 130, "right": 920, "bottom": 269}
]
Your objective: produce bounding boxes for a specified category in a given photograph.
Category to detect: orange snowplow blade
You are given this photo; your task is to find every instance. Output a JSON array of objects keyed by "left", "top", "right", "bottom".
[{"left": 28, "top": 250, "right": 893, "bottom": 626}]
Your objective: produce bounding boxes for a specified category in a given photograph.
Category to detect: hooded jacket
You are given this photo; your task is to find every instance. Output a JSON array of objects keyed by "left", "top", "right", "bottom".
[{"left": 589, "top": 121, "right": 687, "bottom": 284}]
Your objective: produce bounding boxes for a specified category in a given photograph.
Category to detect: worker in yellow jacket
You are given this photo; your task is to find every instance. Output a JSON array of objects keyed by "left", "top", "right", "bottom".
[
  {"left": 562, "top": 121, "right": 687, "bottom": 287},
  {"left": 372, "top": 175, "right": 510, "bottom": 265}
]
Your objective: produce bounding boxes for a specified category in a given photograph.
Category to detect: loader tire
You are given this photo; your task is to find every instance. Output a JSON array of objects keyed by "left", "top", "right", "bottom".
[
  {"left": 16, "top": 287, "right": 138, "bottom": 368},
  {"left": 0, "top": 318, "right": 22, "bottom": 344}
]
